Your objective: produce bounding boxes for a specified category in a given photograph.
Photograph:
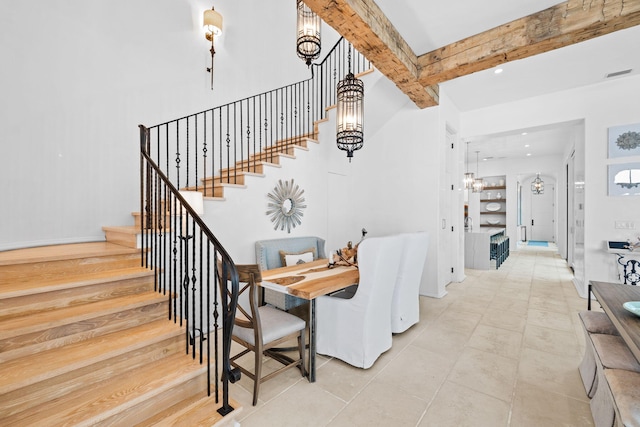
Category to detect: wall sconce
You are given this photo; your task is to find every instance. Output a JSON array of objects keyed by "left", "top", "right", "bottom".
[
  {"left": 296, "top": 0, "right": 321, "bottom": 66},
  {"left": 203, "top": 6, "right": 223, "bottom": 90},
  {"left": 531, "top": 173, "right": 544, "bottom": 194},
  {"left": 336, "top": 46, "right": 364, "bottom": 162},
  {"left": 463, "top": 141, "right": 474, "bottom": 189},
  {"left": 472, "top": 151, "right": 484, "bottom": 192}
]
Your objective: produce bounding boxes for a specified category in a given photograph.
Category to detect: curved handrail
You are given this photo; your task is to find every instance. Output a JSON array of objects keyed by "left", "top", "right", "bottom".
[{"left": 140, "top": 125, "right": 240, "bottom": 415}]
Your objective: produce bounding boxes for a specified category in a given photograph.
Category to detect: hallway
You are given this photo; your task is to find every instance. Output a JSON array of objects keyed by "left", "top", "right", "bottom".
[{"left": 232, "top": 245, "right": 594, "bottom": 426}]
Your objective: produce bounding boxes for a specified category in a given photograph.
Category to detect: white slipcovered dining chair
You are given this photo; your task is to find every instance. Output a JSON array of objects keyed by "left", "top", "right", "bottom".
[
  {"left": 315, "top": 234, "right": 404, "bottom": 368},
  {"left": 391, "top": 232, "right": 429, "bottom": 333}
]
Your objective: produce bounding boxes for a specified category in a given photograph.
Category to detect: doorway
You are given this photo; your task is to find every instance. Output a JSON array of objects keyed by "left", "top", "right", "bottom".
[{"left": 530, "top": 180, "right": 555, "bottom": 242}]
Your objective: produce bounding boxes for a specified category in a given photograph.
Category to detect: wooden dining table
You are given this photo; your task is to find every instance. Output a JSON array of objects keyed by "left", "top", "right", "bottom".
[
  {"left": 590, "top": 281, "right": 640, "bottom": 363},
  {"left": 260, "top": 259, "right": 359, "bottom": 382}
]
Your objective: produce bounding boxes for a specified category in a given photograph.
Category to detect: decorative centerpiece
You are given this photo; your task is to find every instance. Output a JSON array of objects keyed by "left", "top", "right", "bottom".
[{"left": 329, "top": 228, "right": 367, "bottom": 268}]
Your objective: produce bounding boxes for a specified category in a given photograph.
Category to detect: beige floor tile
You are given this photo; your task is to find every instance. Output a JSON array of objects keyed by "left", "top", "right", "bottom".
[
  {"left": 374, "top": 344, "right": 454, "bottom": 402},
  {"left": 517, "top": 346, "right": 589, "bottom": 402},
  {"left": 240, "top": 378, "right": 345, "bottom": 427},
  {"left": 433, "top": 309, "right": 483, "bottom": 335},
  {"left": 510, "top": 380, "right": 594, "bottom": 426},
  {"left": 527, "top": 307, "right": 575, "bottom": 332},
  {"left": 419, "top": 381, "right": 510, "bottom": 427},
  {"left": 481, "top": 308, "right": 527, "bottom": 333},
  {"left": 447, "top": 347, "right": 518, "bottom": 402},
  {"left": 498, "top": 285, "right": 531, "bottom": 301},
  {"left": 523, "top": 324, "right": 581, "bottom": 358},
  {"left": 315, "top": 358, "right": 379, "bottom": 402},
  {"left": 467, "top": 323, "right": 523, "bottom": 360},
  {"left": 328, "top": 381, "right": 427, "bottom": 427},
  {"left": 411, "top": 324, "right": 471, "bottom": 359},
  {"left": 489, "top": 295, "right": 529, "bottom": 315},
  {"left": 529, "top": 294, "right": 569, "bottom": 314},
  {"left": 447, "top": 298, "right": 491, "bottom": 316}
]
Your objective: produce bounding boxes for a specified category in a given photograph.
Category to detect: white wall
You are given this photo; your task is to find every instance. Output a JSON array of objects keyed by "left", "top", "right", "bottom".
[
  {"left": 461, "top": 74, "right": 640, "bottom": 297},
  {"left": 0, "top": 0, "right": 309, "bottom": 250}
]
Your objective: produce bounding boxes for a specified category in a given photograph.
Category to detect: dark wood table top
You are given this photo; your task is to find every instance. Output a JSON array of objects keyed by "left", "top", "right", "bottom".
[{"left": 590, "top": 281, "right": 640, "bottom": 362}]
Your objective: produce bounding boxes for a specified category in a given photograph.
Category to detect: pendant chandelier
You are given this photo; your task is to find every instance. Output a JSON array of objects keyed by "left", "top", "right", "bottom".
[
  {"left": 463, "top": 141, "right": 474, "bottom": 189},
  {"left": 472, "top": 151, "right": 484, "bottom": 192},
  {"left": 531, "top": 173, "right": 544, "bottom": 194},
  {"left": 296, "top": 0, "right": 321, "bottom": 66},
  {"left": 336, "top": 46, "right": 364, "bottom": 161}
]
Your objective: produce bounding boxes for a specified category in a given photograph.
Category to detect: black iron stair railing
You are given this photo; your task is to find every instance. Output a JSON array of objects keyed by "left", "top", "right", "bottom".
[
  {"left": 137, "top": 37, "right": 371, "bottom": 416},
  {"left": 140, "top": 128, "right": 241, "bottom": 415},
  {"left": 142, "top": 37, "right": 370, "bottom": 199}
]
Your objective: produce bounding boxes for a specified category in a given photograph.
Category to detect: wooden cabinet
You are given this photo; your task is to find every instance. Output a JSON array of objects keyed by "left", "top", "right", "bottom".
[{"left": 479, "top": 176, "right": 506, "bottom": 227}]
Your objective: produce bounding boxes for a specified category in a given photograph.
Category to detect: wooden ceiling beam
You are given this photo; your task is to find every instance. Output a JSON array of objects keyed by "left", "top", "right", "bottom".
[
  {"left": 304, "top": 0, "right": 439, "bottom": 108},
  {"left": 418, "top": 0, "right": 640, "bottom": 87}
]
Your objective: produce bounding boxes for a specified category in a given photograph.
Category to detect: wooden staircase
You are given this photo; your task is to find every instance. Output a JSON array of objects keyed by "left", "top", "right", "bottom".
[
  {"left": 0, "top": 242, "right": 240, "bottom": 426},
  {"left": 103, "top": 134, "right": 320, "bottom": 247},
  {"left": 190, "top": 134, "right": 319, "bottom": 198}
]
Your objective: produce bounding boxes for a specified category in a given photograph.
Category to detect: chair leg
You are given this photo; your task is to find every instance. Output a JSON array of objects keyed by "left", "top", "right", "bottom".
[
  {"left": 253, "top": 346, "right": 262, "bottom": 406},
  {"left": 298, "top": 329, "right": 306, "bottom": 377}
]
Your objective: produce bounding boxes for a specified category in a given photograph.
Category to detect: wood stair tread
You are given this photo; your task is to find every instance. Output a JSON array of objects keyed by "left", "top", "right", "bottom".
[
  {"left": 0, "top": 266, "right": 153, "bottom": 298},
  {"left": 140, "top": 392, "right": 241, "bottom": 427},
  {"left": 0, "top": 242, "right": 139, "bottom": 266},
  {"left": 102, "top": 225, "right": 172, "bottom": 234},
  {"left": 0, "top": 319, "right": 182, "bottom": 395},
  {"left": 0, "top": 291, "right": 168, "bottom": 341},
  {"left": 5, "top": 352, "right": 208, "bottom": 427}
]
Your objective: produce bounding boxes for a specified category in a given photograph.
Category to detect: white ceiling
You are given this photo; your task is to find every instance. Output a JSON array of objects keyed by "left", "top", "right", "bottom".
[{"left": 373, "top": 0, "right": 640, "bottom": 161}]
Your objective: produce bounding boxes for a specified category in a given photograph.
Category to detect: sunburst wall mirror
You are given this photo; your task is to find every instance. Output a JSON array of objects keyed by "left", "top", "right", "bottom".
[{"left": 266, "top": 179, "right": 306, "bottom": 233}]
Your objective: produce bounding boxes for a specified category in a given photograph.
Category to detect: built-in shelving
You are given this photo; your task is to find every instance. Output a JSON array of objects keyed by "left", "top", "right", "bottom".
[{"left": 479, "top": 176, "right": 506, "bottom": 227}]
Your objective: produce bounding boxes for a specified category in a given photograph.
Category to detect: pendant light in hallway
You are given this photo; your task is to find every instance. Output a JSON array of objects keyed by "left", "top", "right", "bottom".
[{"left": 472, "top": 151, "right": 484, "bottom": 192}]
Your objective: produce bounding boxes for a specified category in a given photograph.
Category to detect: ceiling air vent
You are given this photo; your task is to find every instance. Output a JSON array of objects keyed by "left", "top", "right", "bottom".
[{"left": 606, "top": 69, "right": 632, "bottom": 78}]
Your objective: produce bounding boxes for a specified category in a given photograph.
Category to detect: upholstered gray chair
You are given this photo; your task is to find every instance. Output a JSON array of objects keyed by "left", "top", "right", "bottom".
[{"left": 255, "top": 236, "right": 326, "bottom": 310}]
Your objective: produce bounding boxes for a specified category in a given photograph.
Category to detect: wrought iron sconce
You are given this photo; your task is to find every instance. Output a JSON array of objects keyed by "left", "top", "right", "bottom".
[
  {"left": 531, "top": 173, "right": 544, "bottom": 194},
  {"left": 296, "top": 0, "right": 321, "bottom": 66},
  {"left": 336, "top": 46, "right": 364, "bottom": 162},
  {"left": 203, "top": 6, "right": 223, "bottom": 90}
]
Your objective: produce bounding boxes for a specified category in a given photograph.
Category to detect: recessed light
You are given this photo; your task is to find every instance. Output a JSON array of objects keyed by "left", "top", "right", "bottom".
[
  {"left": 494, "top": 68, "right": 503, "bottom": 74},
  {"left": 521, "top": 132, "right": 527, "bottom": 136},
  {"left": 525, "top": 144, "right": 530, "bottom": 148},
  {"left": 526, "top": 153, "right": 532, "bottom": 156}
]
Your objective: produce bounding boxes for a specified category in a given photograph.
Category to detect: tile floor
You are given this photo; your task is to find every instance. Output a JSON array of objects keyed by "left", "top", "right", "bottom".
[{"left": 229, "top": 244, "right": 596, "bottom": 426}]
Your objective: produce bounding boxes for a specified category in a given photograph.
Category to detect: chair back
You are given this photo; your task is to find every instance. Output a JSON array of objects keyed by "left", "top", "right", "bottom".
[
  {"left": 255, "top": 236, "right": 326, "bottom": 270},
  {"left": 391, "top": 232, "right": 429, "bottom": 333},
  {"left": 358, "top": 234, "right": 404, "bottom": 323},
  {"left": 218, "top": 262, "right": 262, "bottom": 341},
  {"left": 315, "top": 234, "right": 403, "bottom": 368}
]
